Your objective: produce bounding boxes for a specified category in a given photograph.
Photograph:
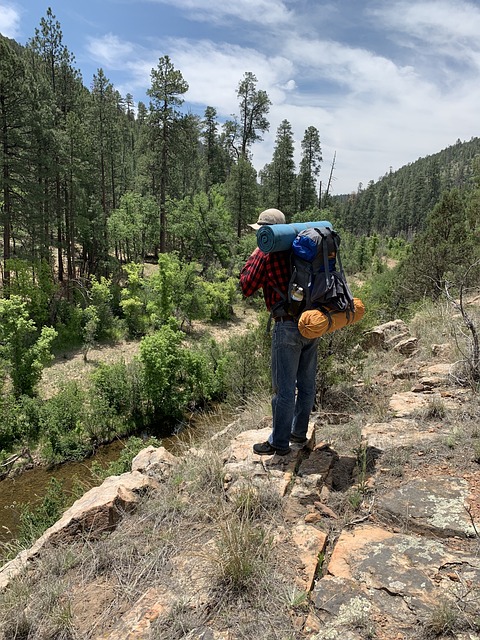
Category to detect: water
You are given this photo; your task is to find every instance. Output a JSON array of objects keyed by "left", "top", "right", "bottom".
[
  {"left": 0, "top": 407, "right": 231, "bottom": 546},
  {"left": 0, "top": 439, "right": 126, "bottom": 545}
]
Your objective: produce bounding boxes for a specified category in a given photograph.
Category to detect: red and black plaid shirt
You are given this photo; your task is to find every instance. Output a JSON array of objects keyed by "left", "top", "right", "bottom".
[{"left": 240, "top": 247, "right": 291, "bottom": 311}]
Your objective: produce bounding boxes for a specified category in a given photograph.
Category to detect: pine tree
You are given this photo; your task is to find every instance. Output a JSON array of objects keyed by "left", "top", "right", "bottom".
[
  {"left": 298, "top": 126, "right": 322, "bottom": 212},
  {"left": 260, "top": 119, "right": 296, "bottom": 214},
  {"left": 147, "top": 55, "right": 188, "bottom": 253}
]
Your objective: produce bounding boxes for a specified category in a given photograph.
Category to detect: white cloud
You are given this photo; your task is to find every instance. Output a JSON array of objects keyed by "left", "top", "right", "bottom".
[
  {"left": 143, "top": 0, "right": 293, "bottom": 26},
  {"left": 86, "top": 34, "right": 135, "bottom": 68},
  {"left": 166, "top": 38, "right": 295, "bottom": 112},
  {"left": 371, "top": 1, "right": 480, "bottom": 70},
  {"left": 77, "top": 1, "right": 480, "bottom": 193},
  {"left": 0, "top": 2, "right": 21, "bottom": 38}
]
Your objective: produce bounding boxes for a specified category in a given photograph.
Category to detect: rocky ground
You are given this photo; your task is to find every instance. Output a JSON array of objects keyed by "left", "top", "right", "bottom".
[{"left": 1, "top": 313, "right": 480, "bottom": 639}]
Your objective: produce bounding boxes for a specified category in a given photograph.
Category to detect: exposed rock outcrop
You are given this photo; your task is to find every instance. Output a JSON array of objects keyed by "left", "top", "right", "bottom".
[{"left": 2, "top": 318, "right": 479, "bottom": 639}]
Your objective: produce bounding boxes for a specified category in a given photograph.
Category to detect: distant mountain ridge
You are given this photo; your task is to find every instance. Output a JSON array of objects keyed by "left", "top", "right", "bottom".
[{"left": 334, "top": 136, "right": 480, "bottom": 237}]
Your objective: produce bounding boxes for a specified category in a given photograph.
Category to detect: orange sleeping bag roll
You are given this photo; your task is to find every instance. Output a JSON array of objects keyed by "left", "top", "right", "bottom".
[{"left": 298, "top": 298, "right": 365, "bottom": 339}]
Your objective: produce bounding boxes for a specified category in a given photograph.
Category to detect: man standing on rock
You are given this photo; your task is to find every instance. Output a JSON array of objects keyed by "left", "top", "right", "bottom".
[{"left": 239, "top": 208, "right": 319, "bottom": 456}]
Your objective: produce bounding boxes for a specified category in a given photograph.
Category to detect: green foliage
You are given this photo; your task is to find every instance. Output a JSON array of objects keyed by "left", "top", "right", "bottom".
[
  {"left": 91, "top": 360, "right": 144, "bottom": 427},
  {"left": 108, "top": 191, "right": 158, "bottom": 262},
  {"left": 0, "top": 394, "right": 41, "bottom": 451},
  {"left": 360, "top": 263, "right": 410, "bottom": 323},
  {"left": 82, "top": 305, "right": 100, "bottom": 360},
  {"left": 197, "top": 277, "right": 237, "bottom": 321},
  {"left": 336, "top": 137, "right": 480, "bottom": 237},
  {"left": 216, "top": 314, "right": 271, "bottom": 403},
  {"left": 5, "top": 259, "right": 57, "bottom": 327},
  {"left": 139, "top": 325, "right": 218, "bottom": 422},
  {"left": 167, "top": 188, "right": 235, "bottom": 268},
  {"left": 119, "top": 263, "right": 150, "bottom": 337},
  {"left": 18, "top": 478, "right": 68, "bottom": 547},
  {"left": 88, "top": 276, "right": 115, "bottom": 339},
  {"left": 90, "top": 435, "right": 161, "bottom": 482},
  {"left": 0, "top": 296, "right": 57, "bottom": 397},
  {"left": 147, "top": 254, "right": 238, "bottom": 328},
  {"left": 39, "top": 383, "right": 92, "bottom": 462},
  {"left": 52, "top": 300, "right": 84, "bottom": 351},
  {"left": 397, "top": 188, "right": 478, "bottom": 303}
]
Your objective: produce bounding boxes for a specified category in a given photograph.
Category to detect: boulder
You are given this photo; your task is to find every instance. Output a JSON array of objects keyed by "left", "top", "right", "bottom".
[
  {"left": 363, "top": 319, "right": 410, "bottom": 350},
  {"left": 131, "top": 445, "right": 178, "bottom": 479},
  {"left": 0, "top": 471, "right": 159, "bottom": 591}
]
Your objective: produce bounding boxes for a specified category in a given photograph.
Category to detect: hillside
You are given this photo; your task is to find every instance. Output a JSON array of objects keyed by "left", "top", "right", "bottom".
[
  {"left": 334, "top": 136, "right": 480, "bottom": 237},
  {"left": 1, "top": 299, "right": 479, "bottom": 639}
]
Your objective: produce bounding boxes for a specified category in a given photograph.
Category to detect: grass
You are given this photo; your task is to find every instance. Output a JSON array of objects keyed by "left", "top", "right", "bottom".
[
  {"left": 2, "top": 298, "right": 480, "bottom": 638},
  {"left": 0, "top": 392, "right": 298, "bottom": 639}
]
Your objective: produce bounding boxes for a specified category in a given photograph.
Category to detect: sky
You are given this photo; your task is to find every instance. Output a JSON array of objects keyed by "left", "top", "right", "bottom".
[{"left": 1, "top": 0, "right": 479, "bottom": 196}]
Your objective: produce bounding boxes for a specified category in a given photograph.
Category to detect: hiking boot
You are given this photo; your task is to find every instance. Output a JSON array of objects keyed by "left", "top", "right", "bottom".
[
  {"left": 253, "top": 441, "right": 291, "bottom": 456},
  {"left": 290, "top": 434, "right": 308, "bottom": 444}
]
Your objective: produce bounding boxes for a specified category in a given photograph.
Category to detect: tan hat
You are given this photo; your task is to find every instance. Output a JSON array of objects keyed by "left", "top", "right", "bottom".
[{"left": 248, "top": 208, "right": 285, "bottom": 230}]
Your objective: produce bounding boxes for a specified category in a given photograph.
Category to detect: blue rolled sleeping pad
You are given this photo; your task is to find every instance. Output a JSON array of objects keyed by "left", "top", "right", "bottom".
[{"left": 256, "top": 220, "right": 333, "bottom": 253}]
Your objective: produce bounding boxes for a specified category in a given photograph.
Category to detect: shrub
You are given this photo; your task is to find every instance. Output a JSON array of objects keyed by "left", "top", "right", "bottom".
[
  {"left": 39, "top": 383, "right": 91, "bottom": 462},
  {"left": 89, "top": 276, "right": 115, "bottom": 339},
  {"left": 139, "top": 324, "right": 218, "bottom": 424},
  {"left": 0, "top": 394, "right": 41, "bottom": 452},
  {"left": 0, "top": 296, "right": 57, "bottom": 397},
  {"left": 215, "top": 315, "right": 271, "bottom": 403},
  {"left": 91, "top": 360, "right": 144, "bottom": 427}
]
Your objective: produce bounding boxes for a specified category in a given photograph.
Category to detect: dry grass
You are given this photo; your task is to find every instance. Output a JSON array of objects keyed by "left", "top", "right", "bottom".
[
  {"left": 0, "top": 395, "right": 299, "bottom": 640},
  {"left": 2, "top": 299, "right": 480, "bottom": 639}
]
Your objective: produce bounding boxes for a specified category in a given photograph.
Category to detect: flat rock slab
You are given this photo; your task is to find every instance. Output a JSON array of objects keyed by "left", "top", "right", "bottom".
[
  {"left": 291, "top": 523, "right": 328, "bottom": 591},
  {"left": 313, "top": 575, "right": 416, "bottom": 639},
  {"left": 322, "top": 525, "right": 480, "bottom": 636},
  {"left": 377, "top": 476, "right": 477, "bottom": 537},
  {"left": 389, "top": 391, "right": 458, "bottom": 417},
  {"left": 362, "top": 418, "right": 449, "bottom": 451},
  {"left": 222, "top": 425, "right": 314, "bottom": 498},
  {"left": 419, "top": 362, "right": 454, "bottom": 378}
]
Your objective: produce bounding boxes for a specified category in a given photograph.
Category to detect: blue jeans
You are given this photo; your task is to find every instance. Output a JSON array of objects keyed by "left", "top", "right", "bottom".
[{"left": 268, "top": 320, "right": 319, "bottom": 450}]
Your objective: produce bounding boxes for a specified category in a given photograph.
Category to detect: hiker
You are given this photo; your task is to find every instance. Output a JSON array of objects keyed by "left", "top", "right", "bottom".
[{"left": 240, "top": 208, "right": 319, "bottom": 456}]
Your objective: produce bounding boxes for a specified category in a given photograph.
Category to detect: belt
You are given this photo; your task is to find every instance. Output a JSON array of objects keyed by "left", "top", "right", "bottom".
[{"left": 274, "top": 315, "right": 296, "bottom": 322}]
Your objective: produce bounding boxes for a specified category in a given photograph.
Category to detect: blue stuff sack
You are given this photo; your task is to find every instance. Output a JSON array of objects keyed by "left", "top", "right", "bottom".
[{"left": 292, "top": 228, "right": 322, "bottom": 261}]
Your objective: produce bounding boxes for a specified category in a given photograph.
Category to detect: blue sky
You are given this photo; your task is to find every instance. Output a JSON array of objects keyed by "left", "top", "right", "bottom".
[{"left": 1, "top": 0, "right": 480, "bottom": 196}]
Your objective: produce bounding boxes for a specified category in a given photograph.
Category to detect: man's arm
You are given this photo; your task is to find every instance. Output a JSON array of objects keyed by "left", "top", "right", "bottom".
[{"left": 239, "top": 247, "right": 266, "bottom": 297}]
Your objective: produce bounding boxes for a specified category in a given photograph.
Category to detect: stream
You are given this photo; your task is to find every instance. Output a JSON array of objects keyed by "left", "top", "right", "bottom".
[{"left": 0, "top": 408, "right": 230, "bottom": 547}]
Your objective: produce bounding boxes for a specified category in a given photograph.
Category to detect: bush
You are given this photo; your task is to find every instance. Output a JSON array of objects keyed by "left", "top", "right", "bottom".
[
  {"left": 216, "top": 316, "right": 271, "bottom": 403},
  {"left": 139, "top": 324, "right": 218, "bottom": 423},
  {"left": 39, "top": 383, "right": 91, "bottom": 462},
  {"left": 89, "top": 276, "right": 115, "bottom": 339},
  {"left": 0, "top": 394, "right": 41, "bottom": 452},
  {"left": 0, "top": 296, "right": 57, "bottom": 397},
  {"left": 91, "top": 360, "right": 144, "bottom": 428}
]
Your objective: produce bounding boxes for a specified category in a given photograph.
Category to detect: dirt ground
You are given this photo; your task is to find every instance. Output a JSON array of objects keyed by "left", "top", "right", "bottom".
[{"left": 38, "top": 305, "right": 259, "bottom": 399}]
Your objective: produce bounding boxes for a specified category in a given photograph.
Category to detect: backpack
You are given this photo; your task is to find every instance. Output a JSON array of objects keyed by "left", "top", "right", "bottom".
[{"left": 269, "top": 225, "right": 355, "bottom": 330}]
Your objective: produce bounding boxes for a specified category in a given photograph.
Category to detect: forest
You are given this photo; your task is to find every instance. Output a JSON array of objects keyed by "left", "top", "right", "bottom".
[{"left": 1, "top": 8, "right": 479, "bottom": 473}]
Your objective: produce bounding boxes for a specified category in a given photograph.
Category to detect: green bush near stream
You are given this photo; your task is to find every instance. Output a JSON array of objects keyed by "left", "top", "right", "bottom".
[{"left": 0, "top": 318, "right": 272, "bottom": 466}]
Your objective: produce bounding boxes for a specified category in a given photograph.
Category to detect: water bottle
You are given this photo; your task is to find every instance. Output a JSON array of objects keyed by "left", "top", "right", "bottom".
[{"left": 288, "top": 283, "right": 304, "bottom": 315}]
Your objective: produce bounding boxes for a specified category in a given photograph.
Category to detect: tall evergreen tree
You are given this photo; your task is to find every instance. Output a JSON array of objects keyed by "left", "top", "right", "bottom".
[
  {"left": 225, "top": 155, "right": 258, "bottom": 237},
  {"left": 28, "top": 8, "right": 83, "bottom": 282},
  {"left": 201, "top": 106, "right": 229, "bottom": 191},
  {"left": 0, "top": 38, "right": 33, "bottom": 290},
  {"left": 147, "top": 55, "right": 188, "bottom": 253},
  {"left": 298, "top": 126, "right": 322, "bottom": 212},
  {"left": 223, "top": 72, "right": 271, "bottom": 160},
  {"left": 260, "top": 119, "right": 296, "bottom": 214}
]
